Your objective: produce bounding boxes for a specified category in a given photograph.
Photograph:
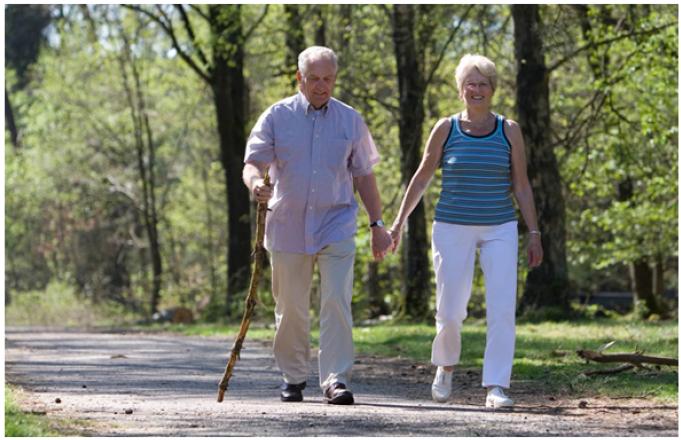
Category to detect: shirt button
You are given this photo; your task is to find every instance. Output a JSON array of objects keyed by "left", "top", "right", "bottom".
[
  {"left": 313, "top": 170, "right": 317, "bottom": 174},
  {"left": 311, "top": 188, "right": 315, "bottom": 192}
]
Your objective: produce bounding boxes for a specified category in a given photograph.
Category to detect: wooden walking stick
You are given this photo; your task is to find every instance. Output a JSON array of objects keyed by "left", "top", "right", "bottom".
[{"left": 217, "top": 173, "right": 270, "bottom": 402}]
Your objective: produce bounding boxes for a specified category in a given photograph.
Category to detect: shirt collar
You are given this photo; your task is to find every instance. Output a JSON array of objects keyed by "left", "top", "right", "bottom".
[{"left": 297, "top": 91, "right": 330, "bottom": 116}]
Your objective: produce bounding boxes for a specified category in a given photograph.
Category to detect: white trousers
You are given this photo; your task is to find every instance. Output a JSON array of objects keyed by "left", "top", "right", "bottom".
[
  {"left": 431, "top": 220, "right": 518, "bottom": 388},
  {"left": 270, "top": 238, "right": 355, "bottom": 389}
]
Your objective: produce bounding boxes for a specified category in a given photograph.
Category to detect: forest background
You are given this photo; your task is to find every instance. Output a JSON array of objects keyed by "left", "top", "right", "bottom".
[{"left": 4, "top": 4, "right": 678, "bottom": 326}]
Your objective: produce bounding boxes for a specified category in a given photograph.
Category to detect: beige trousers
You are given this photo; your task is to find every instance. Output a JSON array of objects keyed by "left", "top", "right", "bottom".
[{"left": 270, "top": 238, "right": 355, "bottom": 389}]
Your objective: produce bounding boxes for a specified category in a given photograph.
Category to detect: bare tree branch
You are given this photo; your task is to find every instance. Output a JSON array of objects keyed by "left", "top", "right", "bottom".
[
  {"left": 577, "top": 349, "right": 678, "bottom": 367},
  {"left": 175, "top": 4, "right": 210, "bottom": 70},
  {"left": 188, "top": 4, "right": 209, "bottom": 22},
  {"left": 122, "top": 4, "right": 211, "bottom": 83},
  {"left": 244, "top": 5, "right": 269, "bottom": 42},
  {"left": 584, "top": 364, "right": 635, "bottom": 376},
  {"left": 548, "top": 21, "right": 676, "bottom": 73},
  {"left": 342, "top": 89, "right": 400, "bottom": 115},
  {"left": 424, "top": 4, "right": 475, "bottom": 88}
]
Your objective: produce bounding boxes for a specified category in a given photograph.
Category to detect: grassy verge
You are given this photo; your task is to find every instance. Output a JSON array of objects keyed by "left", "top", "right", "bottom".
[
  {"left": 4, "top": 385, "right": 97, "bottom": 437},
  {"left": 5, "top": 282, "right": 137, "bottom": 328},
  {"left": 165, "top": 317, "right": 677, "bottom": 402},
  {"left": 5, "top": 385, "right": 60, "bottom": 437}
]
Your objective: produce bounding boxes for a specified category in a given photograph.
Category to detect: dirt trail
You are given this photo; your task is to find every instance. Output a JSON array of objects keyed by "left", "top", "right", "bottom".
[{"left": 5, "top": 327, "right": 677, "bottom": 436}]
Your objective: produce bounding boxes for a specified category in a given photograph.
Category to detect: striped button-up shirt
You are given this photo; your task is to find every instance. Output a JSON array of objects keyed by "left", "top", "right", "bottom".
[{"left": 244, "top": 92, "right": 379, "bottom": 254}]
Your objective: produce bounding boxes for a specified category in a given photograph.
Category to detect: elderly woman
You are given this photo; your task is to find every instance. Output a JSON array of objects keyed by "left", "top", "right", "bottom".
[{"left": 389, "top": 54, "right": 542, "bottom": 408}]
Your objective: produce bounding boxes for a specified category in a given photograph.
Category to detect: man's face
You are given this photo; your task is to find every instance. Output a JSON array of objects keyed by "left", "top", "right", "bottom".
[{"left": 297, "top": 58, "right": 337, "bottom": 109}]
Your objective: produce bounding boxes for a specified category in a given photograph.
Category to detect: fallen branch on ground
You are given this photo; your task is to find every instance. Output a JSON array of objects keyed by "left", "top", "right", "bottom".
[
  {"left": 583, "top": 364, "right": 635, "bottom": 376},
  {"left": 576, "top": 350, "right": 678, "bottom": 367}
]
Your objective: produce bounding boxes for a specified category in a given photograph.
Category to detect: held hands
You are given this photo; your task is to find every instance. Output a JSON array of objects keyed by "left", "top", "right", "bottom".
[
  {"left": 371, "top": 226, "right": 393, "bottom": 261},
  {"left": 527, "top": 234, "right": 543, "bottom": 268},
  {"left": 388, "top": 222, "right": 403, "bottom": 253},
  {"left": 252, "top": 178, "right": 272, "bottom": 204}
]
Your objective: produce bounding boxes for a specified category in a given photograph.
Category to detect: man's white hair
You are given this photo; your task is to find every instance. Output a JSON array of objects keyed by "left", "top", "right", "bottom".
[{"left": 298, "top": 46, "right": 338, "bottom": 75}]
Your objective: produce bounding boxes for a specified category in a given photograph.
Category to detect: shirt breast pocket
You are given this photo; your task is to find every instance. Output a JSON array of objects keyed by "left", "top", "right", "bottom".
[{"left": 324, "top": 138, "right": 352, "bottom": 172}]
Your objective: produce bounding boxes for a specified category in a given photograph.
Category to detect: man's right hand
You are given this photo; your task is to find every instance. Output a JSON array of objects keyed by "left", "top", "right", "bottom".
[{"left": 252, "top": 178, "right": 273, "bottom": 204}]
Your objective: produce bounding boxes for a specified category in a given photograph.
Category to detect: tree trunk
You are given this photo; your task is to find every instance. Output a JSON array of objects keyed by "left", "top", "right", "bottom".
[
  {"left": 335, "top": 5, "right": 353, "bottom": 105},
  {"left": 209, "top": 5, "right": 251, "bottom": 317},
  {"left": 630, "top": 259, "right": 665, "bottom": 317},
  {"left": 141, "top": 98, "right": 163, "bottom": 316},
  {"left": 392, "top": 5, "right": 431, "bottom": 321},
  {"left": 284, "top": 5, "right": 305, "bottom": 87},
  {"left": 653, "top": 255, "right": 665, "bottom": 298},
  {"left": 652, "top": 255, "right": 668, "bottom": 316},
  {"left": 367, "top": 261, "right": 388, "bottom": 318},
  {"left": 117, "top": 21, "right": 163, "bottom": 315},
  {"left": 512, "top": 5, "right": 570, "bottom": 314},
  {"left": 5, "top": 89, "right": 20, "bottom": 149},
  {"left": 314, "top": 5, "right": 326, "bottom": 46},
  {"left": 202, "top": 165, "right": 218, "bottom": 300}
]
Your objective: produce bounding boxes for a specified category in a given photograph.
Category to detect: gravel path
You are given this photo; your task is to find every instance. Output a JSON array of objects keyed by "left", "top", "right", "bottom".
[{"left": 5, "top": 327, "right": 677, "bottom": 436}]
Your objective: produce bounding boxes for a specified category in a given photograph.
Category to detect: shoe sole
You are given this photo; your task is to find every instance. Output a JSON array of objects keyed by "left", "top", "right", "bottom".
[
  {"left": 432, "top": 386, "right": 451, "bottom": 403},
  {"left": 485, "top": 399, "right": 513, "bottom": 409},
  {"left": 326, "top": 393, "right": 354, "bottom": 405},
  {"left": 281, "top": 396, "right": 303, "bottom": 402}
]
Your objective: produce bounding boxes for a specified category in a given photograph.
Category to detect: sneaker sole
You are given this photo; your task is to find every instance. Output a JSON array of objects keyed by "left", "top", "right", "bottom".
[
  {"left": 432, "top": 393, "right": 450, "bottom": 403},
  {"left": 485, "top": 399, "right": 513, "bottom": 408}
]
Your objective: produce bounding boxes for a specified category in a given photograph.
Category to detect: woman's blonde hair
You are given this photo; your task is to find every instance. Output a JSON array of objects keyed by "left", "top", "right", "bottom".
[{"left": 455, "top": 54, "right": 497, "bottom": 94}]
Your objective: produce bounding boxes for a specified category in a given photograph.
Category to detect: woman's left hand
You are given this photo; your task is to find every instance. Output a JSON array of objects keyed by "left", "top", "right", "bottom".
[{"left": 527, "top": 235, "right": 543, "bottom": 268}]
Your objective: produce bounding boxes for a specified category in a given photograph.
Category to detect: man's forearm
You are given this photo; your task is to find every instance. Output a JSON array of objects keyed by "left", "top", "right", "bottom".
[
  {"left": 243, "top": 162, "right": 265, "bottom": 191},
  {"left": 354, "top": 173, "right": 383, "bottom": 222}
]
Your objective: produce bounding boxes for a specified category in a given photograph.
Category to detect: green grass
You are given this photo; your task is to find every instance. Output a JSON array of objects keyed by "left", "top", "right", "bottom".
[
  {"left": 5, "top": 282, "right": 136, "bottom": 328},
  {"left": 167, "top": 317, "right": 678, "bottom": 402},
  {"left": 4, "top": 385, "right": 95, "bottom": 436},
  {"left": 5, "top": 385, "right": 60, "bottom": 437}
]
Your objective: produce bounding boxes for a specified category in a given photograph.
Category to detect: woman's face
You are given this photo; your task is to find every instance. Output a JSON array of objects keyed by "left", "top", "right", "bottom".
[{"left": 460, "top": 68, "right": 494, "bottom": 109}]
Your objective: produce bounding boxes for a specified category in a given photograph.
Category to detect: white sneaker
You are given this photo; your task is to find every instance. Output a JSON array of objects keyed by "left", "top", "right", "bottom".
[
  {"left": 431, "top": 367, "right": 453, "bottom": 403},
  {"left": 486, "top": 386, "right": 513, "bottom": 408}
]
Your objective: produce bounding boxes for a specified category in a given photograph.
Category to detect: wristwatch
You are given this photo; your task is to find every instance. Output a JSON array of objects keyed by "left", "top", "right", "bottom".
[{"left": 370, "top": 219, "right": 385, "bottom": 228}]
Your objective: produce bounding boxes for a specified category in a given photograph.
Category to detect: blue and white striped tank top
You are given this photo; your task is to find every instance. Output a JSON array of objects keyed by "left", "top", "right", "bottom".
[{"left": 434, "top": 113, "right": 517, "bottom": 226}]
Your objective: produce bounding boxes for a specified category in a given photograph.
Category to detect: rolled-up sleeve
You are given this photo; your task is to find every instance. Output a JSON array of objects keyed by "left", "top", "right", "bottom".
[
  {"left": 244, "top": 109, "right": 275, "bottom": 166},
  {"left": 349, "top": 116, "right": 380, "bottom": 177}
]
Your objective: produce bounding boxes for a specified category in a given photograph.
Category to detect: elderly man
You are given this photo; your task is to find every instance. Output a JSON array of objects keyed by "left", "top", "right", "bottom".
[{"left": 242, "top": 46, "right": 392, "bottom": 405}]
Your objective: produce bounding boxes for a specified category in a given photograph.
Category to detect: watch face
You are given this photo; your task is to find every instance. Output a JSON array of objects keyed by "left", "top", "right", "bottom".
[{"left": 371, "top": 220, "right": 385, "bottom": 228}]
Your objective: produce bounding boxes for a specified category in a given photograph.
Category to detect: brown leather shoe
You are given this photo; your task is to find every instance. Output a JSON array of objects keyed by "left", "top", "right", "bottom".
[
  {"left": 280, "top": 381, "right": 306, "bottom": 402},
  {"left": 324, "top": 382, "right": 354, "bottom": 405}
]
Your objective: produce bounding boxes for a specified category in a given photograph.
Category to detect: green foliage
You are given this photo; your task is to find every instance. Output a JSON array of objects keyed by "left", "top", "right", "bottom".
[
  {"left": 4, "top": 4, "right": 678, "bottom": 322},
  {"left": 5, "top": 281, "right": 134, "bottom": 327},
  {"left": 554, "top": 5, "right": 678, "bottom": 294}
]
